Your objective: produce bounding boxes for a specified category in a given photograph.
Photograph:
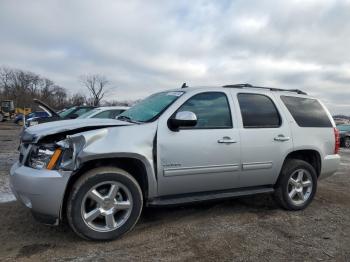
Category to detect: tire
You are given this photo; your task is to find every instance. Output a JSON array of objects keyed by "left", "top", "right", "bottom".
[
  {"left": 0, "top": 114, "right": 4, "bottom": 122},
  {"left": 344, "top": 137, "right": 350, "bottom": 149},
  {"left": 67, "top": 167, "right": 143, "bottom": 240},
  {"left": 274, "top": 159, "right": 317, "bottom": 211}
]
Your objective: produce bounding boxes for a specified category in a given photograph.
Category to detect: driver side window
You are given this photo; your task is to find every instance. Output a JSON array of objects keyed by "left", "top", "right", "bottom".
[{"left": 177, "top": 92, "right": 232, "bottom": 129}]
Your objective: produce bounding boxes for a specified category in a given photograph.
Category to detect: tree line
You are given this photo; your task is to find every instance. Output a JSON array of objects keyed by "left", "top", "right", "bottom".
[{"left": 0, "top": 66, "right": 125, "bottom": 110}]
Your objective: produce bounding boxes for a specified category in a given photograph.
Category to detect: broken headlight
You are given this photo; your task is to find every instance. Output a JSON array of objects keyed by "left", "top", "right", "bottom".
[
  {"left": 28, "top": 144, "right": 62, "bottom": 170},
  {"left": 28, "top": 136, "right": 84, "bottom": 171}
]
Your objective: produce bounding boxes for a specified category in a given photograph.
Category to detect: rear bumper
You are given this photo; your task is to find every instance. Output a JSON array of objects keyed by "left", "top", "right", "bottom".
[
  {"left": 319, "top": 154, "right": 341, "bottom": 180},
  {"left": 9, "top": 162, "right": 72, "bottom": 225}
]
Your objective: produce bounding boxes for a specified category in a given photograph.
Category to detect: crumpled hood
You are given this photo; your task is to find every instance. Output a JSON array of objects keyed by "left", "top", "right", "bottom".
[{"left": 22, "top": 118, "right": 133, "bottom": 142}]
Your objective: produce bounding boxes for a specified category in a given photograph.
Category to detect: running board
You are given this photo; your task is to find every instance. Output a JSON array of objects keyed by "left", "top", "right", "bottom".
[{"left": 147, "top": 186, "right": 274, "bottom": 206}]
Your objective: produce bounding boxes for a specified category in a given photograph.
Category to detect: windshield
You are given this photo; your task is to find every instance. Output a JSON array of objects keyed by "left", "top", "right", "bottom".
[
  {"left": 58, "top": 107, "right": 76, "bottom": 118},
  {"left": 337, "top": 125, "right": 350, "bottom": 132},
  {"left": 78, "top": 108, "right": 101, "bottom": 119},
  {"left": 118, "top": 91, "right": 184, "bottom": 122}
]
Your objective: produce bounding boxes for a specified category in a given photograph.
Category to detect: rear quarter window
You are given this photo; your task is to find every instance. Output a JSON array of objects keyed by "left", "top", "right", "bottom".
[{"left": 280, "top": 96, "right": 332, "bottom": 127}]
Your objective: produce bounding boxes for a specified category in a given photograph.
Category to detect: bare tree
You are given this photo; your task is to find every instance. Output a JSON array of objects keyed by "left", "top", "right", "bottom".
[
  {"left": 80, "top": 74, "right": 109, "bottom": 106},
  {"left": 69, "top": 93, "right": 86, "bottom": 106},
  {"left": 0, "top": 66, "right": 71, "bottom": 110},
  {"left": 0, "top": 66, "right": 119, "bottom": 110}
]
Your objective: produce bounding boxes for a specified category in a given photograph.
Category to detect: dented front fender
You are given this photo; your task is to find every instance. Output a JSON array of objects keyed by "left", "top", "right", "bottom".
[{"left": 66, "top": 122, "right": 159, "bottom": 198}]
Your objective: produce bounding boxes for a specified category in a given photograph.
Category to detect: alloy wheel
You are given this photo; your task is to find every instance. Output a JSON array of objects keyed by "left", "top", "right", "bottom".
[
  {"left": 81, "top": 181, "right": 133, "bottom": 232},
  {"left": 287, "top": 169, "right": 313, "bottom": 206}
]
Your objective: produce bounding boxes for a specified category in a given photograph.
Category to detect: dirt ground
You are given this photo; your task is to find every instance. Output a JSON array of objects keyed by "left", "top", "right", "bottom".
[{"left": 0, "top": 121, "right": 349, "bottom": 262}]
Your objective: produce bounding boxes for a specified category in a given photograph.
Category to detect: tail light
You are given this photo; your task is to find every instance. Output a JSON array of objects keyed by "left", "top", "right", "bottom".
[{"left": 334, "top": 127, "right": 340, "bottom": 154}]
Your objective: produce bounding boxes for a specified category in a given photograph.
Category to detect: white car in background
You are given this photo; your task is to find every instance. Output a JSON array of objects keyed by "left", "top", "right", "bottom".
[{"left": 78, "top": 106, "right": 129, "bottom": 119}]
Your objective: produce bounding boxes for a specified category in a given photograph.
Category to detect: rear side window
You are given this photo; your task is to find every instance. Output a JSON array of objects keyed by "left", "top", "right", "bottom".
[
  {"left": 238, "top": 93, "right": 281, "bottom": 128},
  {"left": 280, "top": 96, "right": 332, "bottom": 127}
]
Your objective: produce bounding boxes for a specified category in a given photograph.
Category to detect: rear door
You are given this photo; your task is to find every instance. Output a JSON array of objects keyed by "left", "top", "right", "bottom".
[{"left": 233, "top": 91, "right": 293, "bottom": 187}]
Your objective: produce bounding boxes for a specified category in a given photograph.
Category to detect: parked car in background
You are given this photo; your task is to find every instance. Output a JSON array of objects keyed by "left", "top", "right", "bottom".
[
  {"left": 78, "top": 106, "right": 129, "bottom": 119},
  {"left": 11, "top": 84, "right": 340, "bottom": 241},
  {"left": 337, "top": 124, "right": 350, "bottom": 148},
  {"left": 14, "top": 111, "right": 49, "bottom": 125},
  {"left": 25, "top": 99, "right": 95, "bottom": 127}
]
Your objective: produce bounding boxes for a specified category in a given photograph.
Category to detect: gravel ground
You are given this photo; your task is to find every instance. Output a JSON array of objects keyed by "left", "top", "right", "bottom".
[{"left": 0, "top": 122, "right": 349, "bottom": 261}]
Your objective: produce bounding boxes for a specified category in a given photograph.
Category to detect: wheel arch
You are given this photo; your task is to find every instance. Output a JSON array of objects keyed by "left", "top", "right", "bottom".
[
  {"left": 60, "top": 155, "right": 156, "bottom": 221},
  {"left": 275, "top": 149, "right": 322, "bottom": 187}
]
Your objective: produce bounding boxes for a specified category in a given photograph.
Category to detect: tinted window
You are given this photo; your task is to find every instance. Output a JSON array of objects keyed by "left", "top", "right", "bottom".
[
  {"left": 238, "top": 93, "right": 281, "bottom": 128},
  {"left": 59, "top": 107, "right": 77, "bottom": 117},
  {"left": 73, "top": 108, "right": 92, "bottom": 116},
  {"left": 177, "top": 92, "right": 232, "bottom": 128},
  {"left": 281, "top": 96, "right": 332, "bottom": 127},
  {"left": 78, "top": 108, "right": 101, "bottom": 119},
  {"left": 110, "top": 110, "right": 124, "bottom": 118},
  {"left": 93, "top": 110, "right": 112, "bottom": 119}
]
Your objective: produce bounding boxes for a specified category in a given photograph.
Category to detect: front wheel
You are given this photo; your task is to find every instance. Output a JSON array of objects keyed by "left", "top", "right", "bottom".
[
  {"left": 274, "top": 159, "right": 317, "bottom": 210},
  {"left": 67, "top": 167, "right": 143, "bottom": 240},
  {"left": 0, "top": 113, "right": 4, "bottom": 122}
]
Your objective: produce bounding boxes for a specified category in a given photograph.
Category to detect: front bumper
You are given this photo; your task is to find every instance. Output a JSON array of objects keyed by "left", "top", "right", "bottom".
[{"left": 10, "top": 162, "right": 72, "bottom": 225}]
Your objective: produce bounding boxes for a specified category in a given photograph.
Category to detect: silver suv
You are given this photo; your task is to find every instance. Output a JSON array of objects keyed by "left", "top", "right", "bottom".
[{"left": 10, "top": 84, "right": 341, "bottom": 240}]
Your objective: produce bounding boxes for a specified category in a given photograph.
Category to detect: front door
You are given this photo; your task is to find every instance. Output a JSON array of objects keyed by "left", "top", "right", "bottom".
[{"left": 157, "top": 91, "right": 241, "bottom": 196}]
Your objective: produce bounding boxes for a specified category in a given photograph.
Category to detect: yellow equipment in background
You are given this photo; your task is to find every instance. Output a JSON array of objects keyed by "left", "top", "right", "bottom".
[{"left": 15, "top": 107, "right": 32, "bottom": 115}]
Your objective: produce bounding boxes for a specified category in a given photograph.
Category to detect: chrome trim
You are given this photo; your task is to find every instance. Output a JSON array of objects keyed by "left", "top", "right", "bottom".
[
  {"left": 163, "top": 164, "right": 240, "bottom": 177},
  {"left": 242, "top": 161, "right": 273, "bottom": 171}
]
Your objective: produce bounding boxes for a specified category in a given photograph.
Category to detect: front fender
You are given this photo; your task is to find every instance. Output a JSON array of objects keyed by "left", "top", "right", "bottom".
[{"left": 69, "top": 122, "right": 159, "bottom": 198}]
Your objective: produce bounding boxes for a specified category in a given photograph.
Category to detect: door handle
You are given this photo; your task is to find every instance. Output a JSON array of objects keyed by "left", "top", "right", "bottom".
[
  {"left": 274, "top": 135, "right": 290, "bottom": 142},
  {"left": 218, "top": 136, "right": 237, "bottom": 144}
]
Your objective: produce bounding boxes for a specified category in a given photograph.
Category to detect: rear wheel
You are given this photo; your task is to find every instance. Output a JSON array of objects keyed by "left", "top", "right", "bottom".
[
  {"left": 0, "top": 113, "right": 4, "bottom": 122},
  {"left": 274, "top": 159, "right": 317, "bottom": 210},
  {"left": 67, "top": 167, "right": 143, "bottom": 240}
]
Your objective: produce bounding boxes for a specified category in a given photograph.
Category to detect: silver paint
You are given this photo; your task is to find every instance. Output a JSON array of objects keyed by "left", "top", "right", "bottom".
[{"left": 10, "top": 86, "right": 341, "bottom": 224}]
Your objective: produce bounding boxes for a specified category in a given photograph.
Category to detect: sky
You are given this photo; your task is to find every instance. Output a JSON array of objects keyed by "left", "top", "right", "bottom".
[{"left": 0, "top": 0, "right": 350, "bottom": 114}]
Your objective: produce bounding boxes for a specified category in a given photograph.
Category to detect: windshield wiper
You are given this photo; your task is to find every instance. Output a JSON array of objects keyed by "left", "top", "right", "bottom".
[{"left": 117, "top": 115, "right": 142, "bottom": 124}]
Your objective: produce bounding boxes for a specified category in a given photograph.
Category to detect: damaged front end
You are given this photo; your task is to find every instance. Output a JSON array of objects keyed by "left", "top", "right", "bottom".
[
  {"left": 21, "top": 127, "right": 110, "bottom": 172},
  {"left": 11, "top": 119, "right": 133, "bottom": 225},
  {"left": 50, "top": 128, "right": 109, "bottom": 172},
  {"left": 19, "top": 118, "right": 132, "bottom": 171},
  {"left": 12, "top": 118, "right": 158, "bottom": 225}
]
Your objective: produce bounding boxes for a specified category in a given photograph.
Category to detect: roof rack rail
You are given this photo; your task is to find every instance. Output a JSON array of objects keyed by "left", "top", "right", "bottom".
[{"left": 222, "top": 83, "right": 307, "bottom": 95}]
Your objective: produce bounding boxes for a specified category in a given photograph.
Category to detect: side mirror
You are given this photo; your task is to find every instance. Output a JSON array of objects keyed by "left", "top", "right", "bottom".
[
  {"left": 69, "top": 113, "right": 79, "bottom": 119},
  {"left": 168, "top": 111, "right": 197, "bottom": 130}
]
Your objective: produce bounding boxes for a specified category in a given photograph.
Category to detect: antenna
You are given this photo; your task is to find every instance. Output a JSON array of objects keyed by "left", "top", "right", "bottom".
[{"left": 181, "top": 82, "right": 188, "bottom": 88}]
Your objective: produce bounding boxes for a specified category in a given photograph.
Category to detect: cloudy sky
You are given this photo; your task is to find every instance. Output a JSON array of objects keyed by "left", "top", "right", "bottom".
[{"left": 1, "top": 0, "right": 350, "bottom": 114}]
